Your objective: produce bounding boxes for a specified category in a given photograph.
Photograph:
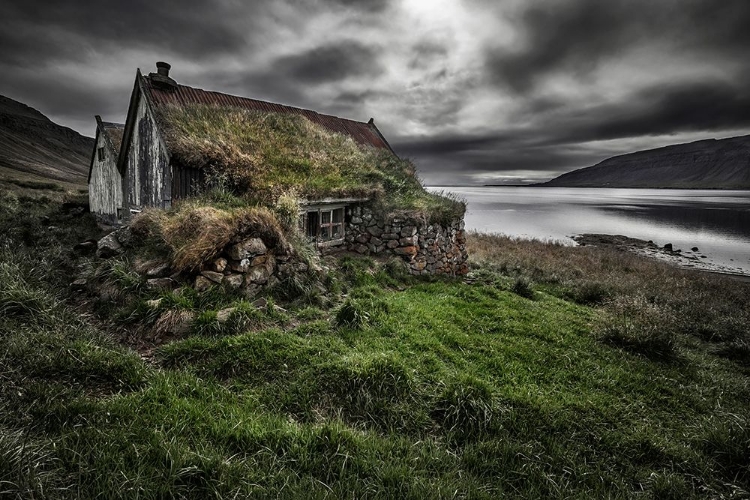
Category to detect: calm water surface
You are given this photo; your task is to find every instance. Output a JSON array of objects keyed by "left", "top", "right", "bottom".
[{"left": 428, "top": 187, "right": 750, "bottom": 274}]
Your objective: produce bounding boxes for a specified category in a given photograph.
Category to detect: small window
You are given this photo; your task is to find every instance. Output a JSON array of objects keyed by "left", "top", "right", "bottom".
[
  {"left": 305, "top": 211, "right": 319, "bottom": 239},
  {"left": 302, "top": 207, "right": 345, "bottom": 242},
  {"left": 97, "top": 147, "right": 105, "bottom": 161},
  {"left": 318, "top": 207, "right": 344, "bottom": 241}
]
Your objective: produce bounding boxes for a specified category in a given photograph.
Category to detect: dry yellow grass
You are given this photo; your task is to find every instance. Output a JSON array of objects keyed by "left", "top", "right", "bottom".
[
  {"left": 131, "top": 202, "right": 288, "bottom": 272},
  {"left": 466, "top": 232, "right": 750, "bottom": 359}
]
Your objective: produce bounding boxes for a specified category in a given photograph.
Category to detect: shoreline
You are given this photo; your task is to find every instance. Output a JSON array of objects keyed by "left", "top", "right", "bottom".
[{"left": 573, "top": 233, "right": 750, "bottom": 281}]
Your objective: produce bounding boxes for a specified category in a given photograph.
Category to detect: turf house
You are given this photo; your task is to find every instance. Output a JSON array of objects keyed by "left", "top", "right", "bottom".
[{"left": 88, "top": 62, "right": 467, "bottom": 277}]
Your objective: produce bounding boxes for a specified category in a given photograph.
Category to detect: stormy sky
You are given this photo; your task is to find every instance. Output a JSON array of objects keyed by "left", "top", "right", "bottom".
[{"left": 2, "top": 0, "right": 749, "bottom": 185}]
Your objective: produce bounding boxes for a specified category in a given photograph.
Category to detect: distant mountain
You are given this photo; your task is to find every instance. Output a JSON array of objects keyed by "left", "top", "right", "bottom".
[
  {"left": 0, "top": 95, "right": 94, "bottom": 186},
  {"left": 542, "top": 135, "right": 750, "bottom": 189}
]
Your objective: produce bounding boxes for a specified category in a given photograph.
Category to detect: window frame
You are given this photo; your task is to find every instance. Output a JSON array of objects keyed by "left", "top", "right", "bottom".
[
  {"left": 300, "top": 204, "right": 346, "bottom": 246},
  {"left": 97, "top": 147, "right": 106, "bottom": 162},
  {"left": 318, "top": 207, "right": 344, "bottom": 241}
]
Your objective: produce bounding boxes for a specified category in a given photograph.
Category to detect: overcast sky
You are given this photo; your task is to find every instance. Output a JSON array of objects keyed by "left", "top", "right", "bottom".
[{"left": 2, "top": 0, "right": 749, "bottom": 185}]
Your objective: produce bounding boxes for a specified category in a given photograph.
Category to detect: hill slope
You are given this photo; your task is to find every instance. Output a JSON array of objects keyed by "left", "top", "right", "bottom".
[
  {"left": 543, "top": 135, "right": 750, "bottom": 189},
  {"left": 0, "top": 95, "right": 93, "bottom": 186}
]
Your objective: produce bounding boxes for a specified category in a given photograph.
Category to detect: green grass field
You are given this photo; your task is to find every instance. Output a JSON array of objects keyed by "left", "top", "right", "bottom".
[{"left": 1, "top": 195, "right": 748, "bottom": 498}]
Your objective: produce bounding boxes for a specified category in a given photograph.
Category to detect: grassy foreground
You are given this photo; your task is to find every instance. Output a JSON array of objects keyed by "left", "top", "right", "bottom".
[{"left": 1, "top": 196, "right": 749, "bottom": 498}]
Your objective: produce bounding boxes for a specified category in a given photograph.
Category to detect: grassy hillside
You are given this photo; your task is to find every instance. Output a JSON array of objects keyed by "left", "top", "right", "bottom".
[
  {"left": 1, "top": 194, "right": 749, "bottom": 498},
  {"left": 0, "top": 95, "right": 93, "bottom": 188}
]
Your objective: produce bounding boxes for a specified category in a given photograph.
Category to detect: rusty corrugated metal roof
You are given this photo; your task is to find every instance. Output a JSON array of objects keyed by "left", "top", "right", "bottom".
[{"left": 142, "top": 75, "right": 390, "bottom": 150}]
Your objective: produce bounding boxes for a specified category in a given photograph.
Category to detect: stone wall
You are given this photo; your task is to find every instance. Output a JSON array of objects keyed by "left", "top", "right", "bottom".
[
  {"left": 195, "top": 237, "right": 305, "bottom": 297},
  {"left": 96, "top": 227, "right": 305, "bottom": 298},
  {"left": 345, "top": 205, "right": 468, "bottom": 276}
]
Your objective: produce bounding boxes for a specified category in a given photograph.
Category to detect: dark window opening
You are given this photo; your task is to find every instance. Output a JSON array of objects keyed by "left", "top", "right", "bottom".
[
  {"left": 306, "top": 211, "right": 319, "bottom": 238},
  {"left": 97, "top": 147, "right": 105, "bottom": 161}
]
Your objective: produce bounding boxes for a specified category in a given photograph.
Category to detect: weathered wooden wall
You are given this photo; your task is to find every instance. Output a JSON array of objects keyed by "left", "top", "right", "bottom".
[
  {"left": 89, "top": 131, "right": 122, "bottom": 221},
  {"left": 125, "top": 93, "right": 171, "bottom": 210},
  {"left": 172, "top": 166, "right": 202, "bottom": 200}
]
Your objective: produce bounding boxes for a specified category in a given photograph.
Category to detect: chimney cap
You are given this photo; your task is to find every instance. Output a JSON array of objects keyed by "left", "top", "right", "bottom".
[{"left": 149, "top": 61, "right": 176, "bottom": 90}]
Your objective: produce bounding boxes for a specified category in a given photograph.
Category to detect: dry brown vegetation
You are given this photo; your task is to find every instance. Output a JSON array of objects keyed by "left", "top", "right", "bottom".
[
  {"left": 131, "top": 201, "right": 289, "bottom": 272},
  {"left": 467, "top": 232, "right": 750, "bottom": 363}
]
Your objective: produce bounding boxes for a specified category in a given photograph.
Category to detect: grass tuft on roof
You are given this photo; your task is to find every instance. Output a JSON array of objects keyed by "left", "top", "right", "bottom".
[{"left": 157, "top": 104, "right": 464, "bottom": 223}]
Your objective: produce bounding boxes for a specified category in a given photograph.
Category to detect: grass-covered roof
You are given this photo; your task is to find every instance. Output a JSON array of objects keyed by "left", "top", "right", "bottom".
[{"left": 155, "top": 104, "right": 464, "bottom": 223}]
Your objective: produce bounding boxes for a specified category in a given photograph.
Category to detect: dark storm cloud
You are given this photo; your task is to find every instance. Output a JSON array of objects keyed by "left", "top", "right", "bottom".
[
  {"left": 1, "top": 0, "right": 748, "bottom": 184},
  {"left": 393, "top": 134, "right": 510, "bottom": 157},
  {"left": 558, "top": 80, "right": 750, "bottom": 144},
  {"left": 486, "top": 0, "right": 750, "bottom": 93},
  {"left": 324, "top": 0, "right": 390, "bottom": 13},
  {"left": 501, "top": 76, "right": 750, "bottom": 147},
  {"left": 393, "top": 76, "right": 750, "bottom": 183},
  {"left": 487, "top": 0, "right": 642, "bottom": 92},
  {"left": 393, "top": 133, "right": 603, "bottom": 184},
  {"left": 0, "top": 0, "right": 249, "bottom": 66},
  {"left": 271, "top": 42, "right": 381, "bottom": 84},
  {"left": 327, "top": 89, "right": 384, "bottom": 117}
]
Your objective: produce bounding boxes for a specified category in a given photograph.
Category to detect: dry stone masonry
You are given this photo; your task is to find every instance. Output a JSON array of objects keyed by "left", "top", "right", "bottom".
[
  {"left": 195, "top": 236, "right": 305, "bottom": 297},
  {"left": 95, "top": 227, "right": 305, "bottom": 298},
  {"left": 93, "top": 201, "right": 468, "bottom": 298},
  {"left": 345, "top": 205, "right": 468, "bottom": 276}
]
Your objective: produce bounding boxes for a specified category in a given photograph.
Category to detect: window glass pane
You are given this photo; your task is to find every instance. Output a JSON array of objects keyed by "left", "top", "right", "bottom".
[
  {"left": 319, "top": 225, "right": 331, "bottom": 240},
  {"left": 321, "top": 211, "right": 331, "bottom": 224},
  {"left": 333, "top": 208, "right": 343, "bottom": 223},
  {"left": 332, "top": 225, "right": 341, "bottom": 238}
]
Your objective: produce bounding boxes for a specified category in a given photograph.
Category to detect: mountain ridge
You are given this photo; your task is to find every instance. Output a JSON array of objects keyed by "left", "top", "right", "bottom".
[
  {"left": 0, "top": 95, "right": 94, "bottom": 186},
  {"left": 541, "top": 135, "right": 750, "bottom": 189}
]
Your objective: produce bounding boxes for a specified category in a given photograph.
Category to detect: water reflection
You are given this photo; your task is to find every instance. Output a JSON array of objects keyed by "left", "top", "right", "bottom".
[{"left": 429, "top": 187, "right": 750, "bottom": 274}]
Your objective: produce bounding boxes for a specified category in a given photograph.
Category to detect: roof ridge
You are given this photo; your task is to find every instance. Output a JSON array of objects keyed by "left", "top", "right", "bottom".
[
  {"left": 168, "top": 80, "right": 371, "bottom": 126},
  {"left": 141, "top": 74, "right": 391, "bottom": 151}
]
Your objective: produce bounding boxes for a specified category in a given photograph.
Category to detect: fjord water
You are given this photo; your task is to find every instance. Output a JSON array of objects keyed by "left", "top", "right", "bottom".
[{"left": 430, "top": 187, "right": 750, "bottom": 275}]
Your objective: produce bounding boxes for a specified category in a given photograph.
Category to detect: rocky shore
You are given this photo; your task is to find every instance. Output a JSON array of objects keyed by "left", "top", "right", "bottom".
[{"left": 573, "top": 233, "right": 750, "bottom": 280}]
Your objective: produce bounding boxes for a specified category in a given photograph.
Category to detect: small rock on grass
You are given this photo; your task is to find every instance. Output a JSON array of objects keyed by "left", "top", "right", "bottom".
[
  {"left": 146, "top": 298, "right": 162, "bottom": 308},
  {"left": 195, "top": 275, "right": 213, "bottom": 292},
  {"left": 96, "top": 233, "right": 123, "bottom": 258},
  {"left": 252, "top": 297, "right": 268, "bottom": 309},
  {"left": 147, "top": 278, "right": 173, "bottom": 290},
  {"left": 146, "top": 261, "right": 171, "bottom": 278},
  {"left": 216, "top": 307, "right": 236, "bottom": 323}
]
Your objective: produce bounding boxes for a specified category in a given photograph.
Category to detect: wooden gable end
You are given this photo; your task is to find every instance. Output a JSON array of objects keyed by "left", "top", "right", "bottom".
[
  {"left": 118, "top": 71, "right": 172, "bottom": 213},
  {"left": 88, "top": 117, "right": 123, "bottom": 221}
]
